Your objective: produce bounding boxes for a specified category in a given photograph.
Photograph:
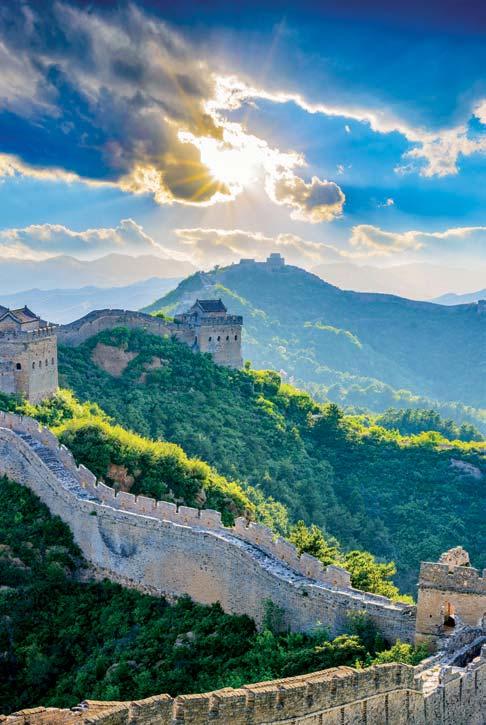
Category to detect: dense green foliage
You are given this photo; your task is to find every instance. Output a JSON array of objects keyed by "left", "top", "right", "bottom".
[
  {"left": 0, "top": 477, "right": 426, "bottom": 715},
  {"left": 289, "top": 521, "right": 411, "bottom": 602},
  {"left": 56, "top": 328, "right": 486, "bottom": 592},
  {"left": 57, "top": 417, "right": 253, "bottom": 525},
  {"left": 144, "top": 264, "right": 486, "bottom": 430},
  {"left": 374, "top": 408, "right": 483, "bottom": 442}
]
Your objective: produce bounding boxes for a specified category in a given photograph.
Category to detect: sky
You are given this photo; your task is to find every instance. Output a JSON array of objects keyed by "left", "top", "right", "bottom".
[{"left": 0, "top": 0, "right": 486, "bottom": 287}]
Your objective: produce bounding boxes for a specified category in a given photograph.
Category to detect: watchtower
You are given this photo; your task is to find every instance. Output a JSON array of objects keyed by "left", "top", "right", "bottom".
[
  {"left": 415, "top": 547, "right": 486, "bottom": 649},
  {"left": 0, "top": 306, "right": 58, "bottom": 403},
  {"left": 174, "top": 299, "right": 243, "bottom": 368}
]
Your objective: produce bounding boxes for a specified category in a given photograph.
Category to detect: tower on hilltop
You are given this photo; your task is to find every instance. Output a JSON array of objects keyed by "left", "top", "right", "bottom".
[
  {"left": 174, "top": 299, "right": 243, "bottom": 368},
  {"left": 0, "top": 305, "right": 58, "bottom": 403},
  {"left": 266, "top": 252, "right": 285, "bottom": 269}
]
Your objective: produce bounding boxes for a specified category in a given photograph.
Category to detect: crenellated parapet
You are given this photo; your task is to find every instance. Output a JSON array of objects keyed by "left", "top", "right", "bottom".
[
  {"left": 419, "top": 561, "right": 486, "bottom": 595},
  {"left": 0, "top": 411, "right": 415, "bottom": 645},
  {"left": 0, "top": 410, "right": 351, "bottom": 589},
  {"left": 57, "top": 303, "right": 243, "bottom": 368},
  {"left": 4, "top": 646, "right": 486, "bottom": 724}
]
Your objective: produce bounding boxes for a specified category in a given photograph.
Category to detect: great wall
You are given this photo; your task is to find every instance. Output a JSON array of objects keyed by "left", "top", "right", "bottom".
[
  {"left": 2, "top": 302, "right": 486, "bottom": 722},
  {"left": 2, "top": 410, "right": 486, "bottom": 723}
]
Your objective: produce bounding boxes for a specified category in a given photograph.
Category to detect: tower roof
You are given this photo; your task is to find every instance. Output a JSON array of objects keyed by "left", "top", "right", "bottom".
[{"left": 191, "top": 299, "right": 227, "bottom": 313}]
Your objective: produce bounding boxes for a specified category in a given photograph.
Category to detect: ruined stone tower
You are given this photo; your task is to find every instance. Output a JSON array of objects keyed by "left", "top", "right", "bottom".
[
  {"left": 0, "top": 306, "right": 58, "bottom": 403},
  {"left": 415, "top": 547, "right": 486, "bottom": 649},
  {"left": 174, "top": 299, "right": 243, "bottom": 368}
]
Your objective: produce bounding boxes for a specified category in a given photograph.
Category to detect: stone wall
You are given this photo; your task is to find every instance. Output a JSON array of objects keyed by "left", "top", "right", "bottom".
[
  {"left": 416, "top": 561, "right": 486, "bottom": 647},
  {"left": 56, "top": 308, "right": 243, "bottom": 369},
  {"left": 56, "top": 310, "right": 178, "bottom": 347},
  {"left": 4, "top": 648, "right": 486, "bottom": 724},
  {"left": 0, "top": 411, "right": 415, "bottom": 643}
]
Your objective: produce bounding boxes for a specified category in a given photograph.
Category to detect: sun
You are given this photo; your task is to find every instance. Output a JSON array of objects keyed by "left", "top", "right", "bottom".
[
  {"left": 197, "top": 138, "right": 258, "bottom": 187},
  {"left": 179, "top": 129, "right": 262, "bottom": 191}
]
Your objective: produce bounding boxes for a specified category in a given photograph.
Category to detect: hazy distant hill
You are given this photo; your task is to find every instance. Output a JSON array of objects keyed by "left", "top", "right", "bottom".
[
  {"left": 144, "top": 260, "right": 486, "bottom": 412},
  {"left": 434, "top": 289, "right": 486, "bottom": 305},
  {"left": 312, "top": 261, "right": 486, "bottom": 300},
  {"left": 0, "top": 278, "right": 179, "bottom": 324},
  {"left": 0, "top": 254, "right": 195, "bottom": 293}
]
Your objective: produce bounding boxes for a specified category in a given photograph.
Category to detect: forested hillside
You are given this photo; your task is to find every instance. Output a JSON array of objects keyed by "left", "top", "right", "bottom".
[
  {"left": 53, "top": 327, "right": 486, "bottom": 592},
  {"left": 143, "top": 262, "right": 486, "bottom": 431},
  {"left": 2, "top": 477, "right": 426, "bottom": 715}
]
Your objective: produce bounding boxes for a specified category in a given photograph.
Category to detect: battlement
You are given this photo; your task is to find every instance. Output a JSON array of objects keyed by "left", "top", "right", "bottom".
[
  {"left": 419, "top": 561, "right": 486, "bottom": 595},
  {"left": 0, "top": 411, "right": 353, "bottom": 589},
  {"left": 0, "top": 324, "right": 57, "bottom": 343},
  {"left": 57, "top": 305, "right": 243, "bottom": 368},
  {"left": 178, "top": 314, "right": 243, "bottom": 327},
  {"left": 5, "top": 647, "right": 486, "bottom": 724},
  {"left": 0, "top": 411, "right": 414, "bottom": 648}
]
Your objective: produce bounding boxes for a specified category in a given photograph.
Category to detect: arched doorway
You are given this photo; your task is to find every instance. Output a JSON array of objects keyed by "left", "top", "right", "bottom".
[{"left": 443, "top": 602, "right": 456, "bottom": 634}]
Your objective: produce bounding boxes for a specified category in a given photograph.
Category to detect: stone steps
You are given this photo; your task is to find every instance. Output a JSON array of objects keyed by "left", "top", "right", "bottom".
[{"left": 14, "top": 430, "right": 99, "bottom": 503}]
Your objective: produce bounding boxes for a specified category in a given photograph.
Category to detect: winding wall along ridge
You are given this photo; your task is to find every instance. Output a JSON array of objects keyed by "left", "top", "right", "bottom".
[{"left": 0, "top": 410, "right": 415, "bottom": 641}]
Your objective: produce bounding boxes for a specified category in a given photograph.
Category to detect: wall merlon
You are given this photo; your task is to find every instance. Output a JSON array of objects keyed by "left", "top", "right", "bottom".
[
  {"left": 116, "top": 491, "right": 138, "bottom": 512},
  {"left": 155, "top": 500, "right": 178, "bottom": 521},
  {"left": 177, "top": 505, "right": 201, "bottom": 525},
  {"left": 136, "top": 495, "right": 157, "bottom": 514},
  {"left": 77, "top": 465, "right": 97, "bottom": 488},
  {"left": 198, "top": 509, "right": 221, "bottom": 528},
  {"left": 95, "top": 481, "right": 116, "bottom": 502}
]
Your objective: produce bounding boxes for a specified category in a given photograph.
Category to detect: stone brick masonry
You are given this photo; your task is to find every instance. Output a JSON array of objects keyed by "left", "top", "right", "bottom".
[{"left": 2, "top": 411, "right": 486, "bottom": 723}]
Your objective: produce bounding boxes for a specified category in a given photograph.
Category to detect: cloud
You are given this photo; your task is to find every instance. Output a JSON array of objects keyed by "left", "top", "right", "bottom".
[
  {"left": 0, "top": 4, "right": 232, "bottom": 206},
  {"left": 216, "top": 76, "right": 486, "bottom": 178},
  {"left": 0, "top": 219, "right": 176, "bottom": 260},
  {"left": 174, "top": 227, "right": 346, "bottom": 267},
  {"left": 349, "top": 223, "right": 486, "bottom": 258},
  {"left": 0, "top": 3, "right": 344, "bottom": 222},
  {"left": 265, "top": 172, "right": 345, "bottom": 223}
]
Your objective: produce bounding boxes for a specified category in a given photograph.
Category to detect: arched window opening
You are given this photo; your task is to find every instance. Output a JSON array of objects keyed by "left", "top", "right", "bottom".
[
  {"left": 443, "top": 602, "right": 456, "bottom": 633},
  {"left": 208, "top": 336, "right": 212, "bottom": 342},
  {"left": 51, "top": 357, "right": 55, "bottom": 365},
  {"left": 16, "top": 362, "right": 21, "bottom": 370},
  {"left": 217, "top": 336, "right": 221, "bottom": 341},
  {"left": 39, "top": 360, "right": 42, "bottom": 368},
  {"left": 234, "top": 334, "right": 238, "bottom": 340},
  {"left": 194, "top": 336, "right": 198, "bottom": 345},
  {"left": 226, "top": 335, "right": 229, "bottom": 341},
  {"left": 32, "top": 362, "right": 35, "bottom": 370},
  {"left": 45, "top": 359, "right": 48, "bottom": 366}
]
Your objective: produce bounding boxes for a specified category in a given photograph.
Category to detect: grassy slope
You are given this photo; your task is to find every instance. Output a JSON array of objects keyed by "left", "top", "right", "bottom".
[{"left": 58, "top": 328, "right": 486, "bottom": 592}]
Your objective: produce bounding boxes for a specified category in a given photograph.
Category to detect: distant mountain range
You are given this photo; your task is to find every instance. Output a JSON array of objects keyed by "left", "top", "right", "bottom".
[
  {"left": 0, "top": 254, "right": 195, "bottom": 293},
  {"left": 433, "top": 289, "right": 486, "bottom": 305},
  {"left": 312, "top": 262, "right": 486, "bottom": 300},
  {"left": 0, "top": 277, "right": 179, "bottom": 324},
  {"left": 144, "top": 259, "right": 486, "bottom": 415}
]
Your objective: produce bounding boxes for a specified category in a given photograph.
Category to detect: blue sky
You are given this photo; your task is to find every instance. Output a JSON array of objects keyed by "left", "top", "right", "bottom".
[{"left": 0, "top": 0, "right": 485, "bottom": 277}]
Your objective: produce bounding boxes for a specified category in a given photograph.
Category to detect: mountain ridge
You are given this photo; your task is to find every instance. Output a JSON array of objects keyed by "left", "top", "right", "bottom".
[{"left": 143, "top": 260, "right": 486, "bottom": 411}]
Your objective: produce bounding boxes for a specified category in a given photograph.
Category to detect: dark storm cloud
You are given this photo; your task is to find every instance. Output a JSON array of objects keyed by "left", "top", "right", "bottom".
[{"left": 0, "top": 2, "right": 229, "bottom": 203}]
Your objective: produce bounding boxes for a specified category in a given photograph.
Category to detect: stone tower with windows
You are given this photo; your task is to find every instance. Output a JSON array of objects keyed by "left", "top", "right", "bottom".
[
  {"left": 415, "top": 547, "right": 486, "bottom": 649},
  {"left": 0, "top": 306, "right": 58, "bottom": 403},
  {"left": 174, "top": 299, "right": 243, "bottom": 368}
]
